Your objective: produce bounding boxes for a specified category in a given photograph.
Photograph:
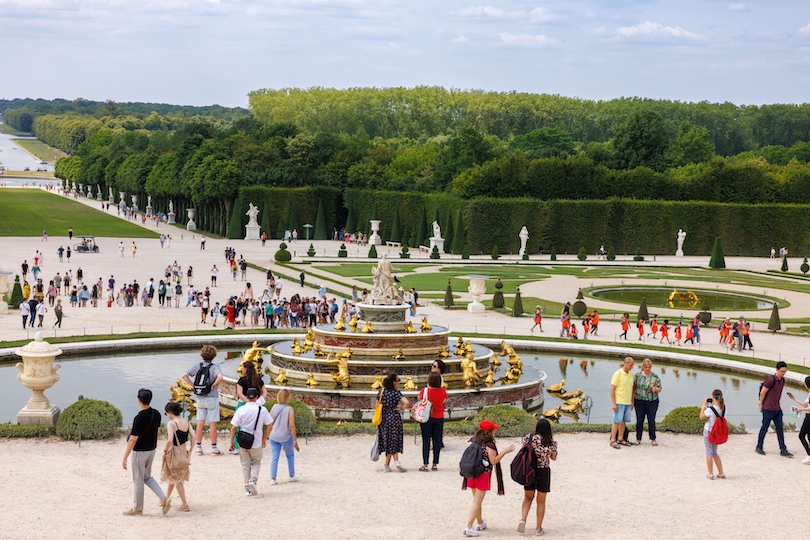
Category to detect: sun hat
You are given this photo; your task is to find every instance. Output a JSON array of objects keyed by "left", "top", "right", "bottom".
[{"left": 479, "top": 420, "right": 499, "bottom": 431}]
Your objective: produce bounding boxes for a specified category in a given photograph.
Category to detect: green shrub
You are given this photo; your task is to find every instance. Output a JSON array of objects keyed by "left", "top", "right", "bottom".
[
  {"left": 633, "top": 248, "right": 644, "bottom": 261},
  {"left": 264, "top": 399, "right": 317, "bottom": 435},
  {"left": 338, "top": 244, "right": 348, "bottom": 258},
  {"left": 307, "top": 243, "right": 316, "bottom": 257},
  {"left": 607, "top": 246, "right": 616, "bottom": 261},
  {"left": 56, "top": 398, "right": 123, "bottom": 440},
  {"left": 659, "top": 405, "right": 744, "bottom": 434},
  {"left": 444, "top": 279, "right": 455, "bottom": 308},
  {"left": 10, "top": 275, "right": 23, "bottom": 309},
  {"left": 399, "top": 245, "right": 410, "bottom": 259},
  {"left": 0, "top": 423, "right": 55, "bottom": 438},
  {"left": 781, "top": 256, "right": 789, "bottom": 272},
  {"left": 274, "top": 242, "right": 292, "bottom": 262},
  {"left": 709, "top": 237, "right": 725, "bottom": 269},
  {"left": 473, "top": 405, "right": 534, "bottom": 437},
  {"left": 577, "top": 247, "right": 587, "bottom": 261},
  {"left": 522, "top": 251, "right": 529, "bottom": 260},
  {"left": 461, "top": 245, "right": 470, "bottom": 259},
  {"left": 550, "top": 246, "right": 557, "bottom": 261},
  {"left": 368, "top": 244, "right": 378, "bottom": 258},
  {"left": 511, "top": 287, "right": 524, "bottom": 316},
  {"left": 491, "top": 245, "right": 500, "bottom": 260},
  {"left": 802, "top": 257, "right": 809, "bottom": 274},
  {"left": 429, "top": 245, "right": 440, "bottom": 259}
]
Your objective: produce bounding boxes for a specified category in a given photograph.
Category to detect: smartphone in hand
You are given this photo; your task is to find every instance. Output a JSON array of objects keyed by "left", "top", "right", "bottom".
[{"left": 787, "top": 392, "right": 795, "bottom": 399}]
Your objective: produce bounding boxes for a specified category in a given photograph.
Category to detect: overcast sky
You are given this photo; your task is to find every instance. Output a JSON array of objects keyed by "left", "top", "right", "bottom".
[{"left": 2, "top": 0, "right": 809, "bottom": 108}]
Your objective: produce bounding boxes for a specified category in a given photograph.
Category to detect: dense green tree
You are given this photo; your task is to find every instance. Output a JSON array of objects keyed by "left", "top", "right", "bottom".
[
  {"left": 669, "top": 122, "right": 715, "bottom": 166},
  {"left": 614, "top": 110, "right": 670, "bottom": 172},
  {"left": 510, "top": 127, "right": 574, "bottom": 157}
]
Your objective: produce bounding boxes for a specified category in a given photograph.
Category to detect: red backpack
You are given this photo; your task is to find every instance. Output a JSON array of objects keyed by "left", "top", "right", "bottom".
[{"left": 707, "top": 406, "right": 728, "bottom": 444}]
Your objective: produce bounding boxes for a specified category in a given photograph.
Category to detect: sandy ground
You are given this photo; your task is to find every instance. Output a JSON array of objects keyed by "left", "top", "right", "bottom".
[{"left": 0, "top": 431, "right": 804, "bottom": 540}]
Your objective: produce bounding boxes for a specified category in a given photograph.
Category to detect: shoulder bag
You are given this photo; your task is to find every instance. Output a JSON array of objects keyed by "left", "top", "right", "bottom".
[
  {"left": 372, "top": 388, "right": 384, "bottom": 426},
  {"left": 236, "top": 404, "right": 262, "bottom": 449},
  {"left": 167, "top": 421, "right": 191, "bottom": 470},
  {"left": 410, "top": 387, "right": 432, "bottom": 423}
]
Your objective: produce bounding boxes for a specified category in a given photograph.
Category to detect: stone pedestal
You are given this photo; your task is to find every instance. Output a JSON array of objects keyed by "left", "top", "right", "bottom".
[
  {"left": 96, "top": 191, "right": 103, "bottom": 201},
  {"left": 467, "top": 276, "right": 487, "bottom": 314},
  {"left": 108, "top": 194, "right": 115, "bottom": 205},
  {"left": 369, "top": 220, "right": 382, "bottom": 245},
  {"left": 676, "top": 249, "right": 684, "bottom": 257},
  {"left": 15, "top": 332, "right": 62, "bottom": 426},
  {"left": 167, "top": 212, "right": 176, "bottom": 224},
  {"left": 0, "top": 271, "right": 10, "bottom": 315},
  {"left": 146, "top": 205, "right": 153, "bottom": 217},
  {"left": 429, "top": 237, "right": 445, "bottom": 253},
  {"left": 186, "top": 208, "right": 197, "bottom": 231},
  {"left": 356, "top": 302, "right": 409, "bottom": 332},
  {"left": 245, "top": 224, "right": 261, "bottom": 240}
]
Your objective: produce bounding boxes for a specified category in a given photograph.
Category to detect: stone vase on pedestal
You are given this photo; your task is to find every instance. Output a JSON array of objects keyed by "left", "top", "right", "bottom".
[
  {"left": 186, "top": 208, "right": 197, "bottom": 231},
  {"left": 467, "top": 276, "right": 487, "bottom": 313},
  {"left": 131, "top": 195, "right": 138, "bottom": 213},
  {"left": 369, "top": 220, "right": 382, "bottom": 245},
  {"left": 15, "top": 332, "right": 62, "bottom": 425}
]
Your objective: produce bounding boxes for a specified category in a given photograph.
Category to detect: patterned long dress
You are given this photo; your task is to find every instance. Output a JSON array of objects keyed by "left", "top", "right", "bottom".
[
  {"left": 161, "top": 421, "right": 191, "bottom": 485},
  {"left": 378, "top": 388, "right": 404, "bottom": 455}
]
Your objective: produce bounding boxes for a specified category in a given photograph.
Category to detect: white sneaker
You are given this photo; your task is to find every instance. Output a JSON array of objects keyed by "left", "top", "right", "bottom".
[
  {"left": 244, "top": 488, "right": 254, "bottom": 497},
  {"left": 476, "top": 520, "right": 487, "bottom": 531},
  {"left": 802, "top": 455, "right": 810, "bottom": 464},
  {"left": 270, "top": 479, "right": 278, "bottom": 486},
  {"left": 395, "top": 461, "right": 406, "bottom": 472},
  {"left": 228, "top": 447, "right": 239, "bottom": 455},
  {"left": 289, "top": 474, "right": 300, "bottom": 482},
  {"left": 463, "top": 527, "right": 480, "bottom": 537},
  {"left": 248, "top": 479, "right": 258, "bottom": 495},
  {"left": 384, "top": 466, "right": 392, "bottom": 473}
]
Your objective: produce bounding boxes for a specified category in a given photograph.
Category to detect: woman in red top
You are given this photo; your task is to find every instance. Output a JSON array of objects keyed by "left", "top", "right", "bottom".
[
  {"left": 659, "top": 319, "right": 670, "bottom": 344},
  {"left": 648, "top": 318, "right": 658, "bottom": 338},
  {"left": 674, "top": 322, "right": 682, "bottom": 346},
  {"left": 419, "top": 372, "right": 448, "bottom": 471},
  {"left": 719, "top": 318, "right": 730, "bottom": 344},
  {"left": 620, "top": 313, "right": 630, "bottom": 340}
]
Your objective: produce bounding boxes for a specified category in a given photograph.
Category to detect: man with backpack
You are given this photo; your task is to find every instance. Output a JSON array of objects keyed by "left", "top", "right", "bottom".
[
  {"left": 756, "top": 361, "right": 793, "bottom": 457},
  {"left": 182, "top": 344, "right": 224, "bottom": 456}
]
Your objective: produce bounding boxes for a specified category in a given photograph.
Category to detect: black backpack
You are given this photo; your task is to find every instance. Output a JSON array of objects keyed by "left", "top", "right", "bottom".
[
  {"left": 193, "top": 363, "right": 213, "bottom": 396},
  {"left": 459, "top": 440, "right": 487, "bottom": 479},
  {"left": 510, "top": 435, "right": 537, "bottom": 486}
]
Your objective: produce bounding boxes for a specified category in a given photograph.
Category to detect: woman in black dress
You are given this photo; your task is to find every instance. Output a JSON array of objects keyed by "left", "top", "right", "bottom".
[{"left": 378, "top": 373, "right": 410, "bottom": 472}]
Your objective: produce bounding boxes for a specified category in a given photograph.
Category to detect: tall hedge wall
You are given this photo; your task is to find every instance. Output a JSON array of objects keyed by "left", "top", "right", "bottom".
[{"left": 229, "top": 187, "right": 810, "bottom": 256}]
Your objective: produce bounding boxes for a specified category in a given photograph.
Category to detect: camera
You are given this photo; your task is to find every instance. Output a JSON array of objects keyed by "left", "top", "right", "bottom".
[{"left": 706, "top": 398, "right": 713, "bottom": 404}]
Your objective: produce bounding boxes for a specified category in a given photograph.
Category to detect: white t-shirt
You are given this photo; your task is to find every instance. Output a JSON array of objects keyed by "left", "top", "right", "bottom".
[
  {"left": 230, "top": 402, "right": 273, "bottom": 449},
  {"left": 703, "top": 405, "right": 722, "bottom": 434}
]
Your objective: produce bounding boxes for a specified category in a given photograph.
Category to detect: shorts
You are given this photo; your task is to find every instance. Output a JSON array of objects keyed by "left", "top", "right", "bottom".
[
  {"left": 613, "top": 404, "right": 632, "bottom": 424},
  {"left": 525, "top": 467, "right": 551, "bottom": 493},
  {"left": 703, "top": 433, "right": 718, "bottom": 457},
  {"left": 194, "top": 395, "right": 220, "bottom": 422},
  {"left": 466, "top": 470, "right": 492, "bottom": 491}
]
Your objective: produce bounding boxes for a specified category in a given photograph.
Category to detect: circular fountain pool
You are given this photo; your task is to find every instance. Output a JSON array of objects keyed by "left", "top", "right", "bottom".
[{"left": 589, "top": 287, "right": 784, "bottom": 311}]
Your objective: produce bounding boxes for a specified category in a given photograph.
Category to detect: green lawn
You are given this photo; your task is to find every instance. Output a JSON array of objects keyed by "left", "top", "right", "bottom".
[
  {"left": 11, "top": 138, "right": 67, "bottom": 162},
  {"left": 0, "top": 123, "right": 27, "bottom": 136},
  {"left": 312, "top": 262, "right": 423, "bottom": 277},
  {"left": 0, "top": 189, "right": 159, "bottom": 238}
]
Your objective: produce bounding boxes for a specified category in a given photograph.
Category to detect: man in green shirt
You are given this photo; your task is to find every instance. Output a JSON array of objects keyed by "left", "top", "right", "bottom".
[{"left": 610, "top": 357, "right": 635, "bottom": 449}]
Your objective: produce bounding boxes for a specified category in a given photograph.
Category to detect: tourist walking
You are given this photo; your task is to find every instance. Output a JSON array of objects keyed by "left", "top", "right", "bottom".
[
  {"left": 131, "top": 242, "right": 137, "bottom": 257},
  {"left": 229, "top": 388, "right": 273, "bottom": 496},
  {"left": 531, "top": 306, "right": 543, "bottom": 332},
  {"left": 210, "top": 265, "right": 218, "bottom": 287},
  {"left": 462, "top": 420, "right": 515, "bottom": 537},
  {"left": 418, "top": 372, "right": 448, "bottom": 471},
  {"left": 788, "top": 377, "right": 810, "bottom": 464},
  {"left": 757, "top": 361, "right": 793, "bottom": 457},
  {"left": 181, "top": 345, "right": 224, "bottom": 456},
  {"left": 267, "top": 389, "right": 301, "bottom": 485},
  {"left": 518, "top": 418, "right": 557, "bottom": 536},
  {"left": 620, "top": 313, "right": 629, "bottom": 340},
  {"left": 53, "top": 299, "right": 63, "bottom": 328},
  {"left": 700, "top": 390, "right": 726, "bottom": 479},
  {"left": 119, "top": 242, "right": 125, "bottom": 257},
  {"left": 121, "top": 389, "right": 172, "bottom": 516},
  {"left": 377, "top": 373, "right": 410, "bottom": 472},
  {"left": 161, "top": 402, "right": 191, "bottom": 512},
  {"left": 610, "top": 357, "right": 635, "bottom": 449},
  {"left": 634, "top": 358, "right": 662, "bottom": 445}
]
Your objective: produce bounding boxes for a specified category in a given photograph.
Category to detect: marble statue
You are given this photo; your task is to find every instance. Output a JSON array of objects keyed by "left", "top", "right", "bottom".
[
  {"left": 676, "top": 229, "right": 686, "bottom": 257},
  {"left": 246, "top": 202, "right": 260, "bottom": 226},
  {"left": 519, "top": 226, "right": 529, "bottom": 256},
  {"left": 370, "top": 252, "right": 400, "bottom": 304},
  {"left": 431, "top": 220, "right": 441, "bottom": 239},
  {"left": 168, "top": 200, "right": 174, "bottom": 214},
  {"left": 147, "top": 195, "right": 152, "bottom": 208},
  {"left": 108, "top": 186, "right": 113, "bottom": 199}
]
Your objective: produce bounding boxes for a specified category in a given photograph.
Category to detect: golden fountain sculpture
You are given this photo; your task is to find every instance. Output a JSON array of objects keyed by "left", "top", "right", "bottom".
[
  {"left": 313, "top": 344, "right": 326, "bottom": 357},
  {"left": 340, "top": 346, "right": 353, "bottom": 360},
  {"left": 326, "top": 353, "right": 351, "bottom": 388},
  {"left": 291, "top": 338, "right": 303, "bottom": 355},
  {"left": 420, "top": 317, "right": 432, "bottom": 332},
  {"left": 371, "top": 375, "right": 383, "bottom": 390},
  {"left": 361, "top": 320, "right": 374, "bottom": 333},
  {"left": 403, "top": 376, "right": 417, "bottom": 390},
  {"left": 170, "top": 378, "right": 196, "bottom": 412},
  {"left": 438, "top": 346, "right": 451, "bottom": 359},
  {"left": 348, "top": 314, "right": 359, "bottom": 332},
  {"left": 404, "top": 321, "right": 417, "bottom": 333},
  {"left": 454, "top": 337, "right": 465, "bottom": 356},
  {"left": 484, "top": 370, "right": 496, "bottom": 386},
  {"left": 274, "top": 369, "right": 288, "bottom": 385},
  {"left": 461, "top": 351, "right": 481, "bottom": 387},
  {"left": 334, "top": 317, "right": 347, "bottom": 332},
  {"left": 304, "top": 328, "right": 316, "bottom": 348},
  {"left": 393, "top": 349, "right": 406, "bottom": 360},
  {"left": 667, "top": 289, "right": 700, "bottom": 308},
  {"left": 547, "top": 379, "right": 565, "bottom": 393},
  {"left": 305, "top": 373, "right": 320, "bottom": 387}
]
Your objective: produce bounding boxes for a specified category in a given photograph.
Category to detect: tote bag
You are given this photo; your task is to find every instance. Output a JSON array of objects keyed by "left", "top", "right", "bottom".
[
  {"left": 410, "top": 387, "right": 432, "bottom": 423},
  {"left": 372, "top": 388, "right": 384, "bottom": 426}
]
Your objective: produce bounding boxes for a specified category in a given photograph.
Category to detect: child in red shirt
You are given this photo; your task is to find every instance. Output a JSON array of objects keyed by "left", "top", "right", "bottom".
[
  {"left": 620, "top": 313, "right": 630, "bottom": 340},
  {"left": 648, "top": 317, "right": 658, "bottom": 338},
  {"left": 570, "top": 324, "right": 578, "bottom": 340},
  {"left": 637, "top": 319, "right": 645, "bottom": 341},
  {"left": 674, "top": 322, "right": 682, "bottom": 346},
  {"left": 659, "top": 319, "right": 670, "bottom": 344}
]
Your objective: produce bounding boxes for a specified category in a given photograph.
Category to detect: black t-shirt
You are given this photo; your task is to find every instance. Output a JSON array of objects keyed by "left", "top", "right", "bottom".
[
  {"left": 133, "top": 283, "right": 140, "bottom": 294},
  {"left": 237, "top": 376, "right": 265, "bottom": 397},
  {"left": 130, "top": 408, "right": 161, "bottom": 451}
]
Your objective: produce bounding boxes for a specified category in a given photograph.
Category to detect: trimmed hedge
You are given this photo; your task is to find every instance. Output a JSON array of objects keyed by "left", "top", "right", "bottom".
[
  {"left": 0, "top": 423, "right": 55, "bottom": 438},
  {"left": 56, "top": 398, "right": 123, "bottom": 440},
  {"left": 658, "top": 406, "right": 745, "bottom": 435}
]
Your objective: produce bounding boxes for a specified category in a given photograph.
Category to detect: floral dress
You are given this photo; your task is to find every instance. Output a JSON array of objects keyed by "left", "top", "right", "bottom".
[
  {"left": 378, "top": 388, "right": 404, "bottom": 455},
  {"left": 161, "top": 421, "right": 190, "bottom": 485}
]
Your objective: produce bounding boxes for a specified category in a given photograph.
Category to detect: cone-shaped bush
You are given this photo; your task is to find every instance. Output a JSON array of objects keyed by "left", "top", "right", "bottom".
[
  {"left": 368, "top": 245, "right": 378, "bottom": 258},
  {"left": 10, "top": 275, "right": 24, "bottom": 308},
  {"left": 607, "top": 246, "right": 616, "bottom": 261},
  {"left": 399, "top": 245, "right": 410, "bottom": 259},
  {"left": 634, "top": 248, "right": 644, "bottom": 261},
  {"left": 638, "top": 294, "right": 649, "bottom": 322},
  {"left": 260, "top": 202, "right": 272, "bottom": 238},
  {"left": 577, "top": 247, "right": 587, "bottom": 261},
  {"left": 228, "top": 198, "right": 244, "bottom": 239},
  {"left": 768, "top": 303, "right": 781, "bottom": 332},
  {"left": 276, "top": 216, "right": 285, "bottom": 239},
  {"left": 512, "top": 287, "right": 524, "bottom": 317},
  {"left": 491, "top": 245, "right": 500, "bottom": 260},
  {"left": 429, "top": 246, "right": 440, "bottom": 259},
  {"left": 781, "top": 256, "right": 789, "bottom": 272},
  {"left": 443, "top": 209, "right": 454, "bottom": 253},
  {"left": 461, "top": 245, "right": 470, "bottom": 260},
  {"left": 444, "top": 279, "right": 454, "bottom": 307},
  {"left": 314, "top": 200, "right": 328, "bottom": 240},
  {"left": 709, "top": 237, "right": 725, "bottom": 269},
  {"left": 550, "top": 246, "right": 556, "bottom": 261},
  {"left": 287, "top": 201, "right": 299, "bottom": 233},
  {"left": 802, "top": 257, "right": 809, "bottom": 274},
  {"left": 451, "top": 211, "right": 465, "bottom": 254},
  {"left": 416, "top": 206, "right": 428, "bottom": 247},
  {"left": 409, "top": 231, "right": 417, "bottom": 248},
  {"left": 522, "top": 251, "right": 529, "bottom": 260},
  {"left": 307, "top": 243, "right": 316, "bottom": 257},
  {"left": 345, "top": 202, "right": 356, "bottom": 233},
  {"left": 390, "top": 206, "right": 402, "bottom": 246}
]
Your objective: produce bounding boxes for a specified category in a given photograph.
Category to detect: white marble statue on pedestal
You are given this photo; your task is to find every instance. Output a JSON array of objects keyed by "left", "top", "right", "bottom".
[
  {"left": 519, "top": 226, "right": 529, "bottom": 256},
  {"left": 429, "top": 220, "right": 445, "bottom": 253},
  {"left": 676, "top": 229, "right": 686, "bottom": 257},
  {"left": 244, "top": 202, "right": 261, "bottom": 240},
  {"left": 370, "top": 252, "right": 401, "bottom": 305}
]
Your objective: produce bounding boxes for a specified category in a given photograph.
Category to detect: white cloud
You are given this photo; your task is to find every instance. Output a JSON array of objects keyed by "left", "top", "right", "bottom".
[
  {"left": 458, "top": 6, "right": 524, "bottom": 19},
  {"left": 451, "top": 34, "right": 470, "bottom": 43},
  {"left": 530, "top": 7, "right": 559, "bottom": 23},
  {"left": 728, "top": 3, "right": 747, "bottom": 11},
  {"left": 800, "top": 23, "right": 810, "bottom": 35},
  {"left": 615, "top": 21, "right": 705, "bottom": 40},
  {"left": 498, "top": 32, "right": 554, "bottom": 47}
]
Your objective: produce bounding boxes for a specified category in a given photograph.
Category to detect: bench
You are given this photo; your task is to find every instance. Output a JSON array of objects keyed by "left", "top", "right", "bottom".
[
  {"left": 385, "top": 241, "right": 401, "bottom": 247},
  {"left": 418, "top": 245, "right": 430, "bottom": 253}
]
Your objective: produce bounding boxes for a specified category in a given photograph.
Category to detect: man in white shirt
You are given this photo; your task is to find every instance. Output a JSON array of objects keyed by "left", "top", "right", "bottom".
[{"left": 229, "top": 388, "right": 273, "bottom": 496}]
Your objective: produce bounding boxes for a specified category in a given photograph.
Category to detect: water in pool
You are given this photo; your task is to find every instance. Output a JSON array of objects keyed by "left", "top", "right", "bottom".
[{"left": 591, "top": 288, "right": 777, "bottom": 311}]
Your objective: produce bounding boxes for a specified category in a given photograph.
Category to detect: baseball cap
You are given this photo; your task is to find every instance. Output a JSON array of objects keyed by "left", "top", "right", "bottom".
[
  {"left": 245, "top": 388, "right": 260, "bottom": 399},
  {"left": 479, "top": 420, "right": 499, "bottom": 431}
]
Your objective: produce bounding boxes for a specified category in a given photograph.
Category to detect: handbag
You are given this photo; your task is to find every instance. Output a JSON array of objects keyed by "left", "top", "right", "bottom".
[
  {"left": 370, "top": 434, "right": 381, "bottom": 461},
  {"left": 410, "top": 387, "right": 432, "bottom": 423},
  {"left": 167, "top": 422, "right": 191, "bottom": 470},
  {"left": 236, "top": 404, "right": 262, "bottom": 449},
  {"left": 372, "top": 388, "right": 384, "bottom": 426}
]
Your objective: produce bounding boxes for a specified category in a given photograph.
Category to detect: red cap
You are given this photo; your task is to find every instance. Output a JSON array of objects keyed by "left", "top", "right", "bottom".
[{"left": 479, "top": 420, "right": 499, "bottom": 431}]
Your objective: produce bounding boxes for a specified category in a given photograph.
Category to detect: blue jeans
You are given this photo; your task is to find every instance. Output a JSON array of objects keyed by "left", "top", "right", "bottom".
[
  {"left": 420, "top": 417, "right": 444, "bottom": 465},
  {"left": 757, "top": 409, "right": 787, "bottom": 451},
  {"left": 270, "top": 437, "right": 295, "bottom": 479},
  {"left": 634, "top": 399, "right": 659, "bottom": 441}
]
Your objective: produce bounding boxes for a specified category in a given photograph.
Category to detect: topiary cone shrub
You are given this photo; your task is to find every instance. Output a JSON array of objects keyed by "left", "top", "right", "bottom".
[
  {"left": 338, "top": 244, "right": 348, "bottom": 258},
  {"left": 511, "top": 287, "right": 524, "bottom": 317},
  {"left": 444, "top": 279, "right": 455, "bottom": 308},
  {"left": 10, "top": 275, "right": 24, "bottom": 308},
  {"left": 633, "top": 248, "right": 644, "bottom": 261},
  {"left": 550, "top": 246, "right": 557, "bottom": 261},
  {"left": 307, "top": 243, "right": 316, "bottom": 257},
  {"left": 522, "top": 251, "right": 529, "bottom": 261},
  {"left": 607, "top": 246, "right": 616, "bottom": 261},
  {"left": 572, "top": 288, "right": 587, "bottom": 317},
  {"left": 802, "top": 257, "right": 809, "bottom": 274},
  {"left": 461, "top": 245, "right": 470, "bottom": 260},
  {"left": 56, "top": 398, "right": 123, "bottom": 440},
  {"left": 492, "top": 279, "right": 504, "bottom": 308},
  {"left": 709, "top": 237, "right": 725, "bottom": 269},
  {"left": 399, "top": 245, "right": 410, "bottom": 259},
  {"left": 781, "top": 256, "right": 788, "bottom": 272},
  {"left": 577, "top": 247, "right": 587, "bottom": 261},
  {"left": 768, "top": 303, "right": 781, "bottom": 332},
  {"left": 274, "top": 242, "right": 292, "bottom": 262},
  {"left": 491, "top": 245, "right": 500, "bottom": 260},
  {"left": 368, "top": 244, "right": 378, "bottom": 259},
  {"left": 638, "top": 294, "right": 649, "bottom": 322},
  {"left": 429, "top": 246, "right": 440, "bottom": 260}
]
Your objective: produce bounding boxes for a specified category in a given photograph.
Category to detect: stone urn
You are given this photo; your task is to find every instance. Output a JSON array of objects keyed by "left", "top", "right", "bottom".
[
  {"left": 467, "top": 275, "right": 487, "bottom": 313},
  {"left": 369, "top": 219, "right": 382, "bottom": 245},
  {"left": 15, "top": 331, "right": 63, "bottom": 425},
  {"left": 131, "top": 194, "right": 139, "bottom": 213},
  {"left": 186, "top": 208, "right": 197, "bottom": 231}
]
